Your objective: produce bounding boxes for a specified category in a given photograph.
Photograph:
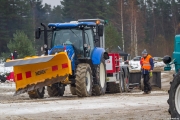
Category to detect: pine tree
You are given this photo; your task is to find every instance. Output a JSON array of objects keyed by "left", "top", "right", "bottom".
[
  {"left": 61, "top": 0, "right": 108, "bottom": 21},
  {"left": 105, "top": 23, "right": 122, "bottom": 52},
  {"left": 7, "top": 31, "right": 36, "bottom": 58}
]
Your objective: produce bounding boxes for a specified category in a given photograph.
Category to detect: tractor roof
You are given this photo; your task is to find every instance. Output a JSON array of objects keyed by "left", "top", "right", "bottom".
[{"left": 48, "top": 22, "right": 96, "bottom": 29}]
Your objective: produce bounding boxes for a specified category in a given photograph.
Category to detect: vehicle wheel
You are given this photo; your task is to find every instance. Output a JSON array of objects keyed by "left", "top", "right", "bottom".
[
  {"left": 70, "top": 85, "right": 76, "bottom": 95},
  {"left": 0, "top": 75, "right": 6, "bottom": 83},
  {"left": 28, "top": 87, "right": 45, "bottom": 99},
  {"left": 108, "top": 83, "right": 120, "bottom": 93},
  {"left": 47, "top": 83, "right": 65, "bottom": 97},
  {"left": 75, "top": 63, "right": 92, "bottom": 97},
  {"left": 140, "top": 78, "right": 144, "bottom": 91},
  {"left": 168, "top": 72, "right": 180, "bottom": 118},
  {"left": 92, "top": 59, "right": 107, "bottom": 95},
  {"left": 119, "top": 72, "right": 123, "bottom": 93},
  {"left": 108, "top": 72, "right": 122, "bottom": 93},
  {"left": 120, "top": 71, "right": 125, "bottom": 92},
  {"left": 123, "top": 69, "right": 130, "bottom": 92}
]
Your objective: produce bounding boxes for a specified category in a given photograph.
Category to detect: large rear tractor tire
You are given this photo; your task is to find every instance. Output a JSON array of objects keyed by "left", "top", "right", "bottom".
[
  {"left": 70, "top": 85, "right": 76, "bottom": 95},
  {"left": 47, "top": 83, "right": 65, "bottom": 97},
  {"left": 75, "top": 64, "right": 92, "bottom": 97},
  {"left": 92, "top": 59, "right": 107, "bottom": 96},
  {"left": 28, "top": 87, "right": 45, "bottom": 99},
  {"left": 168, "top": 72, "right": 180, "bottom": 118}
]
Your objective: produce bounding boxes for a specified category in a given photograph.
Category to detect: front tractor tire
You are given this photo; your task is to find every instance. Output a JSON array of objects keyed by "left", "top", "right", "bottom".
[
  {"left": 168, "top": 72, "right": 180, "bottom": 118},
  {"left": 75, "top": 64, "right": 92, "bottom": 97},
  {"left": 28, "top": 87, "right": 45, "bottom": 99},
  {"left": 92, "top": 60, "right": 107, "bottom": 96},
  {"left": 47, "top": 83, "right": 65, "bottom": 97}
]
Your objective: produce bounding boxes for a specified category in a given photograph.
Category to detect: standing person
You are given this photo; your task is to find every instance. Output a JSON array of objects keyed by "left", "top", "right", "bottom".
[
  {"left": 13, "top": 50, "right": 18, "bottom": 59},
  {"left": 10, "top": 53, "right": 14, "bottom": 60},
  {"left": 140, "top": 49, "right": 154, "bottom": 94}
]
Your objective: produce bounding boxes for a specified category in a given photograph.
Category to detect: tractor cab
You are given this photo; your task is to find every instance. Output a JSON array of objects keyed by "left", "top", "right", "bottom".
[
  {"left": 49, "top": 22, "right": 95, "bottom": 58},
  {"left": 35, "top": 19, "right": 106, "bottom": 57}
]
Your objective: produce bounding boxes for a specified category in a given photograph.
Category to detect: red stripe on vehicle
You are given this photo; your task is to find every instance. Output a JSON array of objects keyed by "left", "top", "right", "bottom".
[
  {"left": 17, "top": 73, "right": 22, "bottom": 81},
  {"left": 26, "top": 71, "right": 31, "bottom": 78},
  {"left": 52, "top": 65, "right": 58, "bottom": 71},
  {"left": 62, "top": 63, "right": 68, "bottom": 69}
]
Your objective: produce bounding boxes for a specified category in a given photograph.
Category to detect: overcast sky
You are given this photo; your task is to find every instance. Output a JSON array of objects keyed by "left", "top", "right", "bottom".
[{"left": 42, "top": 0, "right": 61, "bottom": 7}]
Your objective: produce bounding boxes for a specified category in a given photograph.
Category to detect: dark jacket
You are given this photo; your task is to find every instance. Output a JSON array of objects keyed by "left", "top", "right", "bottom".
[{"left": 13, "top": 51, "right": 18, "bottom": 59}]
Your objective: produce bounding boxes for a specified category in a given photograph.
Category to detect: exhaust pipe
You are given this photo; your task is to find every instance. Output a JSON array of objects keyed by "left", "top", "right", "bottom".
[{"left": 41, "top": 23, "right": 48, "bottom": 55}]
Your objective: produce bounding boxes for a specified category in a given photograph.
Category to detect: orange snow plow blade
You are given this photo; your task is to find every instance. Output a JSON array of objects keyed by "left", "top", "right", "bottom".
[{"left": 4, "top": 52, "right": 72, "bottom": 95}]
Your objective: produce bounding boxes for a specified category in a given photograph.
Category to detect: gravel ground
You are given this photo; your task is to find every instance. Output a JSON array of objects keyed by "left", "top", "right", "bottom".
[{"left": 0, "top": 71, "right": 174, "bottom": 120}]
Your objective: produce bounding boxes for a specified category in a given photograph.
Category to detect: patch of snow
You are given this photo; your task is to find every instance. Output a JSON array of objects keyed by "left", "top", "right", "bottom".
[
  {"left": 0, "top": 83, "right": 15, "bottom": 88},
  {"left": 154, "top": 62, "right": 165, "bottom": 67},
  {"left": 129, "top": 60, "right": 141, "bottom": 70},
  {"left": 0, "top": 63, "right": 13, "bottom": 74}
]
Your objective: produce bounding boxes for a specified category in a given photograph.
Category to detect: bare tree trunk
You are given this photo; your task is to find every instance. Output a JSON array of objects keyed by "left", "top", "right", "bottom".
[
  {"left": 121, "top": 0, "right": 124, "bottom": 51},
  {"left": 130, "top": 1, "right": 134, "bottom": 57},
  {"left": 152, "top": 8, "right": 156, "bottom": 41},
  {"left": 30, "top": 0, "right": 36, "bottom": 48},
  {"left": 171, "top": 3, "right": 177, "bottom": 35},
  {"left": 134, "top": 18, "right": 138, "bottom": 56}
]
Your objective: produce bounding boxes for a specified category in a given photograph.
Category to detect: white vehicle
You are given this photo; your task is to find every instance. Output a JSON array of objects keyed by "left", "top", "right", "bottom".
[{"left": 129, "top": 56, "right": 142, "bottom": 70}]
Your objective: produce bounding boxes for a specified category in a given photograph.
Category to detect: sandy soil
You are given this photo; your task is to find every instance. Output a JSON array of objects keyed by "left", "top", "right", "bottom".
[{"left": 0, "top": 71, "right": 174, "bottom": 120}]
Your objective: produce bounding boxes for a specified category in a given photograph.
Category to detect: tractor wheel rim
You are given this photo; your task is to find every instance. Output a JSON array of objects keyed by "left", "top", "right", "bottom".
[
  {"left": 175, "top": 84, "right": 180, "bottom": 114},
  {"left": 100, "top": 63, "right": 105, "bottom": 88},
  {"left": 86, "top": 71, "right": 91, "bottom": 92}
]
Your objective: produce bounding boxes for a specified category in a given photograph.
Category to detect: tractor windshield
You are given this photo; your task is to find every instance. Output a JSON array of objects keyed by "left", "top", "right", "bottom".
[
  {"left": 52, "top": 28, "right": 95, "bottom": 58},
  {"left": 52, "top": 29, "right": 82, "bottom": 48}
]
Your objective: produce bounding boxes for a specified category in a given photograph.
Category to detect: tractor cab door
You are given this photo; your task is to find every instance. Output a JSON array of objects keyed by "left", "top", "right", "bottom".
[
  {"left": 84, "top": 28, "right": 95, "bottom": 57},
  {"left": 93, "top": 25, "right": 105, "bottom": 49}
]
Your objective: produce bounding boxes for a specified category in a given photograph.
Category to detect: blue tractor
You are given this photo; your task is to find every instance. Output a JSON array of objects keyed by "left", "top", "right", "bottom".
[
  {"left": 33, "top": 19, "right": 109, "bottom": 97},
  {"left": 163, "top": 35, "right": 180, "bottom": 118}
]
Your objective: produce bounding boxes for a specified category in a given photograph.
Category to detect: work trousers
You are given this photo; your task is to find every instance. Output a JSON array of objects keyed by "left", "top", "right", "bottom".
[{"left": 143, "top": 74, "right": 151, "bottom": 92}]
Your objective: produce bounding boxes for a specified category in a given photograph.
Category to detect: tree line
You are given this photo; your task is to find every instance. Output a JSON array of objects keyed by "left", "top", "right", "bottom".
[{"left": 0, "top": 0, "right": 180, "bottom": 58}]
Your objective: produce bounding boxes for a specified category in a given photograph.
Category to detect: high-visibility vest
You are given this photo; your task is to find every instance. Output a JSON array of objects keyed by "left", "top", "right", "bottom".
[{"left": 141, "top": 55, "right": 152, "bottom": 70}]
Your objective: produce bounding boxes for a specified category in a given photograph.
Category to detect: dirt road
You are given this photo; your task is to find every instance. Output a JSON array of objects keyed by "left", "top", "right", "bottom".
[{"left": 0, "top": 71, "right": 173, "bottom": 120}]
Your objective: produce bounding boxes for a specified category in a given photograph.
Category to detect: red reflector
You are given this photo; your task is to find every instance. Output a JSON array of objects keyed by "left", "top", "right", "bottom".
[
  {"left": 26, "top": 71, "right": 31, "bottom": 78},
  {"left": 52, "top": 65, "right": 58, "bottom": 71},
  {"left": 17, "top": 73, "right": 22, "bottom": 81},
  {"left": 62, "top": 63, "right": 68, "bottom": 69}
]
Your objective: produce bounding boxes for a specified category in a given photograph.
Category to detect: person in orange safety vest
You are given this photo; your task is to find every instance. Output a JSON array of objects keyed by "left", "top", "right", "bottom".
[{"left": 140, "top": 49, "right": 154, "bottom": 94}]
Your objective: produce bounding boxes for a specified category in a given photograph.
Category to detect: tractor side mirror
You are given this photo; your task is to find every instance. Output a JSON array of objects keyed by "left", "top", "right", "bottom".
[
  {"left": 98, "top": 25, "right": 103, "bottom": 36},
  {"left": 35, "top": 27, "right": 41, "bottom": 39},
  {"left": 104, "top": 52, "right": 109, "bottom": 60},
  {"left": 163, "top": 55, "right": 171, "bottom": 64}
]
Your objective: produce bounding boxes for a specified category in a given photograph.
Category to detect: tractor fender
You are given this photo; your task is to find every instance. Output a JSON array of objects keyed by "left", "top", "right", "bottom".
[{"left": 91, "top": 47, "right": 108, "bottom": 65}]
